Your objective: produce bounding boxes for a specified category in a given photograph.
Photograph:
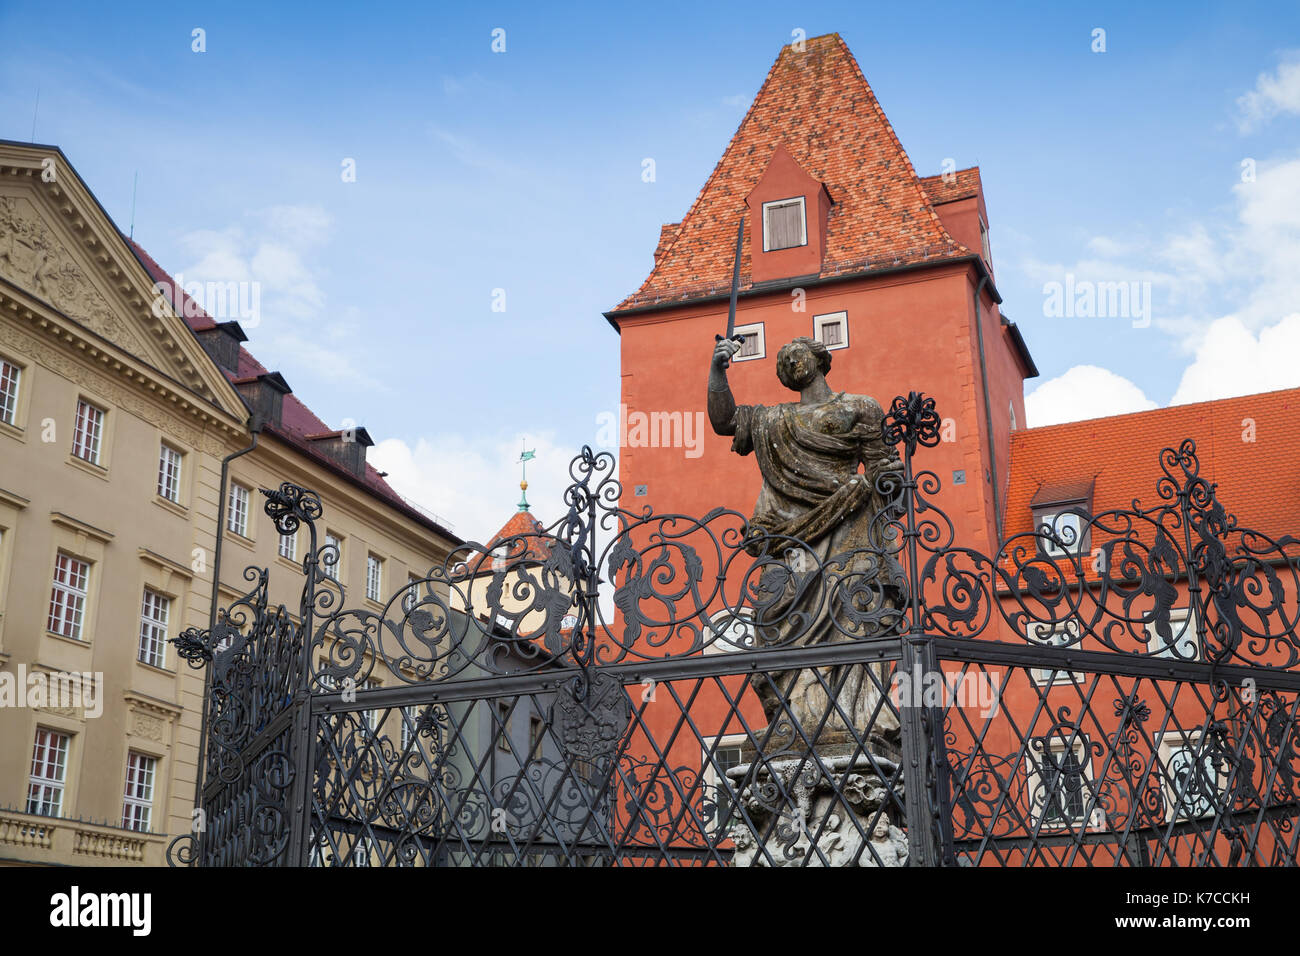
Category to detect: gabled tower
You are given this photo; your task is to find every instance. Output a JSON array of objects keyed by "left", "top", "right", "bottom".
[{"left": 606, "top": 33, "right": 1036, "bottom": 555}]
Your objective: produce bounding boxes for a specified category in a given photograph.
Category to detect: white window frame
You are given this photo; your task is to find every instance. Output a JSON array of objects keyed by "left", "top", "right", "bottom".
[
  {"left": 27, "top": 728, "right": 70, "bottom": 817},
  {"left": 1035, "top": 509, "right": 1086, "bottom": 557},
  {"left": 72, "top": 399, "right": 105, "bottom": 465},
  {"left": 761, "top": 196, "right": 807, "bottom": 252},
  {"left": 496, "top": 701, "right": 512, "bottom": 752},
  {"left": 402, "top": 705, "right": 419, "bottom": 751},
  {"left": 1146, "top": 605, "right": 1201, "bottom": 661},
  {"left": 48, "top": 551, "right": 90, "bottom": 640},
  {"left": 732, "top": 322, "right": 765, "bottom": 362},
  {"left": 138, "top": 588, "right": 170, "bottom": 669},
  {"left": 1025, "top": 734, "right": 1099, "bottom": 830},
  {"left": 227, "top": 483, "right": 251, "bottom": 537},
  {"left": 812, "top": 311, "right": 849, "bottom": 351},
  {"left": 1158, "top": 730, "right": 1222, "bottom": 821},
  {"left": 528, "top": 713, "right": 545, "bottom": 759},
  {"left": 980, "top": 218, "right": 992, "bottom": 266},
  {"left": 121, "top": 751, "right": 157, "bottom": 832},
  {"left": 278, "top": 530, "right": 297, "bottom": 562},
  {"left": 157, "top": 443, "right": 183, "bottom": 503},
  {"left": 324, "top": 532, "right": 342, "bottom": 581},
  {"left": 0, "top": 357, "right": 21, "bottom": 426},
  {"left": 403, "top": 574, "right": 421, "bottom": 611},
  {"left": 366, "top": 553, "right": 383, "bottom": 602},
  {"left": 361, "top": 676, "right": 381, "bottom": 733},
  {"left": 1026, "top": 618, "right": 1082, "bottom": 686},
  {"left": 703, "top": 733, "right": 749, "bottom": 836},
  {"left": 704, "top": 609, "right": 756, "bottom": 655}
]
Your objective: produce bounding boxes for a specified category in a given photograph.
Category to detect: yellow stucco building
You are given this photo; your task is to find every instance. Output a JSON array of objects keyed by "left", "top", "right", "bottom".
[{"left": 0, "top": 140, "right": 459, "bottom": 865}]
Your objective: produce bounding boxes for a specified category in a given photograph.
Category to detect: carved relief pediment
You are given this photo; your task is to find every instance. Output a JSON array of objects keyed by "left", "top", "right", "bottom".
[{"left": 0, "top": 195, "right": 148, "bottom": 356}]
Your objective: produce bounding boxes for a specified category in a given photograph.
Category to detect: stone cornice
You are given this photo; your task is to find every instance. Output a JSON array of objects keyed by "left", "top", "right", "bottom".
[
  {"left": 0, "top": 287, "right": 246, "bottom": 456},
  {"left": 0, "top": 148, "right": 250, "bottom": 423},
  {"left": 123, "top": 690, "right": 183, "bottom": 720},
  {"left": 50, "top": 511, "right": 114, "bottom": 544}
]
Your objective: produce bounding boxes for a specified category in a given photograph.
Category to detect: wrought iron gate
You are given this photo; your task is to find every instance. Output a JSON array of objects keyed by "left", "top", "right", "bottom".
[{"left": 168, "top": 394, "right": 1300, "bottom": 866}]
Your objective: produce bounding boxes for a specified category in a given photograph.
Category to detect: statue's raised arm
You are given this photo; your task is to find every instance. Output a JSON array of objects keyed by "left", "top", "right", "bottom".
[{"left": 707, "top": 337, "right": 742, "bottom": 436}]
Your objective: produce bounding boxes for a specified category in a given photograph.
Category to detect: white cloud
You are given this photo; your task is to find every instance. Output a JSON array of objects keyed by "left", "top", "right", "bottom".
[
  {"left": 1237, "top": 54, "right": 1300, "bottom": 132},
  {"left": 370, "top": 431, "right": 580, "bottom": 545},
  {"left": 1170, "top": 313, "right": 1300, "bottom": 405},
  {"left": 1024, "top": 153, "right": 1300, "bottom": 347},
  {"left": 178, "top": 203, "right": 332, "bottom": 326},
  {"left": 1025, "top": 365, "right": 1157, "bottom": 428},
  {"left": 171, "top": 204, "right": 391, "bottom": 390}
]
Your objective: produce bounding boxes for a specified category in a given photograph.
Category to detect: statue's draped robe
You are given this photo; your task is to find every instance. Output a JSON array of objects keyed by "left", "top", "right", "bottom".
[{"left": 731, "top": 392, "right": 904, "bottom": 749}]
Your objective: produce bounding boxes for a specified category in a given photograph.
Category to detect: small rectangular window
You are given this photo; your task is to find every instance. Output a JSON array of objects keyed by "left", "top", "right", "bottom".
[
  {"left": 278, "top": 531, "right": 297, "bottom": 561},
  {"left": 361, "top": 676, "right": 381, "bottom": 733},
  {"left": 157, "top": 443, "right": 183, "bottom": 503},
  {"left": 324, "top": 533, "right": 342, "bottom": 580},
  {"left": 72, "top": 400, "right": 105, "bottom": 464},
  {"left": 27, "top": 728, "right": 70, "bottom": 817},
  {"left": 762, "top": 197, "right": 807, "bottom": 252},
  {"left": 1160, "top": 733, "right": 1220, "bottom": 820},
  {"left": 366, "top": 554, "right": 383, "bottom": 602},
  {"left": 1148, "top": 606, "right": 1201, "bottom": 661},
  {"left": 122, "top": 751, "right": 157, "bottom": 832},
  {"left": 1036, "top": 510, "right": 1085, "bottom": 557},
  {"left": 813, "top": 311, "right": 848, "bottom": 350},
  {"left": 529, "top": 715, "right": 544, "bottom": 758},
  {"left": 980, "top": 220, "right": 992, "bottom": 266},
  {"left": 1026, "top": 736, "right": 1095, "bottom": 828},
  {"left": 138, "top": 588, "right": 170, "bottom": 668},
  {"left": 496, "top": 701, "right": 512, "bottom": 752},
  {"left": 48, "top": 552, "right": 90, "bottom": 640},
  {"left": 732, "top": 323, "right": 765, "bottom": 361},
  {"left": 0, "top": 358, "right": 21, "bottom": 426},
  {"left": 402, "top": 705, "right": 419, "bottom": 751},
  {"left": 404, "top": 573, "right": 421, "bottom": 611},
  {"left": 1026, "top": 618, "right": 1082, "bottom": 686},
  {"left": 227, "top": 483, "right": 250, "bottom": 537}
]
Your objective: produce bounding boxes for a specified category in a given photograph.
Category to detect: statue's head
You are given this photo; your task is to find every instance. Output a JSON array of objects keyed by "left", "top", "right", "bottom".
[{"left": 775, "top": 337, "right": 831, "bottom": 391}]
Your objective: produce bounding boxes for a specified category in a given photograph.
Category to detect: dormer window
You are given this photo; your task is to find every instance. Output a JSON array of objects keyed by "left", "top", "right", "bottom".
[
  {"left": 1036, "top": 510, "right": 1085, "bottom": 557},
  {"left": 1030, "top": 480, "right": 1095, "bottom": 559},
  {"left": 762, "top": 197, "right": 807, "bottom": 251}
]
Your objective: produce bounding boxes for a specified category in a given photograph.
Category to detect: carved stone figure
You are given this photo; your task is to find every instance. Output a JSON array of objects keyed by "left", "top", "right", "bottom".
[
  {"left": 708, "top": 336, "right": 904, "bottom": 754},
  {"left": 726, "top": 753, "right": 907, "bottom": 867}
]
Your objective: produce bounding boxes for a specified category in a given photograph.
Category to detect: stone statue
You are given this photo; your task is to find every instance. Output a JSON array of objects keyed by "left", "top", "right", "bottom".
[{"left": 708, "top": 335, "right": 904, "bottom": 754}]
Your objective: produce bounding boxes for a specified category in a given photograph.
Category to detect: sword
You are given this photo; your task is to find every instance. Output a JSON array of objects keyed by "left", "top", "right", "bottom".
[{"left": 715, "top": 216, "right": 746, "bottom": 349}]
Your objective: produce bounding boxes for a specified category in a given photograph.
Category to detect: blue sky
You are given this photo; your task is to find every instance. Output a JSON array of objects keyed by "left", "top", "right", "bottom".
[{"left": 2, "top": 1, "right": 1298, "bottom": 540}]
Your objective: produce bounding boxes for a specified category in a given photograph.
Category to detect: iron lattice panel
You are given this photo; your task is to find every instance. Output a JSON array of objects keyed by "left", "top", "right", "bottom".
[{"left": 168, "top": 394, "right": 1300, "bottom": 866}]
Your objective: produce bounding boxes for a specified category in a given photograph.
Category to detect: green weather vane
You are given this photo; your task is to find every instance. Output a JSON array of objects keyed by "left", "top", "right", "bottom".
[{"left": 517, "top": 441, "right": 535, "bottom": 511}]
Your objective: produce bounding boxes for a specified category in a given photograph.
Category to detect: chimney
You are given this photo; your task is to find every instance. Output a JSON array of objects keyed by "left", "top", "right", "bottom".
[
  {"left": 193, "top": 321, "right": 248, "bottom": 375},
  {"left": 232, "top": 371, "right": 291, "bottom": 432},
  {"left": 307, "top": 427, "right": 375, "bottom": 478}
]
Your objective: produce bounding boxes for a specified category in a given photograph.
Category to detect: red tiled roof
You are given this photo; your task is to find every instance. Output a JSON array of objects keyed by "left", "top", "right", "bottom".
[
  {"left": 918, "top": 167, "right": 982, "bottom": 205},
  {"left": 611, "top": 33, "right": 972, "bottom": 313},
  {"left": 460, "top": 509, "right": 557, "bottom": 578},
  {"left": 1006, "top": 388, "right": 1300, "bottom": 542},
  {"left": 1029, "top": 479, "right": 1095, "bottom": 508},
  {"left": 127, "top": 239, "right": 460, "bottom": 544}
]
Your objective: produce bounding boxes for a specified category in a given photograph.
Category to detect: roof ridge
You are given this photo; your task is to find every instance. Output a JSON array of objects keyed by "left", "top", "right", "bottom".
[
  {"left": 623, "top": 34, "right": 799, "bottom": 302},
  {"left": 613, "top": 34, "right": 977, "bottom": 313},
  {"left": 827, "top": 34, "right": 972, "bottom": 258},
  {"left": 1015, "top": 384, "right": 1300, "bottom": 438}
]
